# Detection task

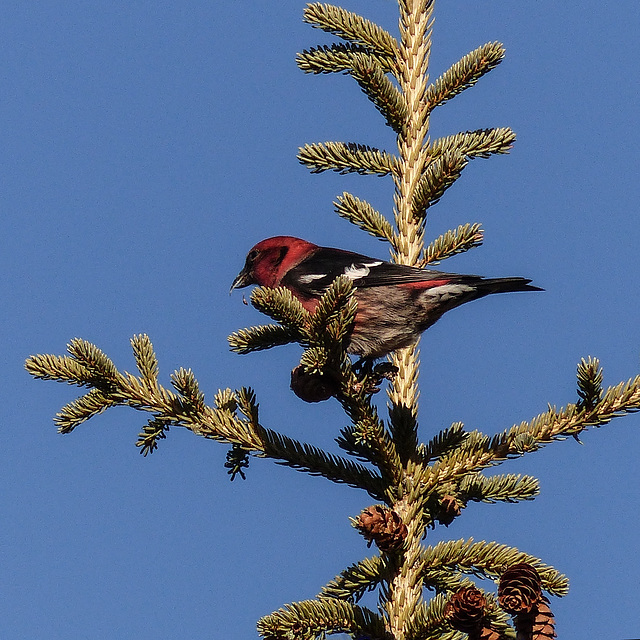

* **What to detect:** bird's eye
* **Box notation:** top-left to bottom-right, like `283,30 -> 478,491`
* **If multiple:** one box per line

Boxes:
247,249 -> 259,262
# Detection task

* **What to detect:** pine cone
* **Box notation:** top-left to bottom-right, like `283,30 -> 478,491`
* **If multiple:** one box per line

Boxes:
436,494 -> 462,526
521,595 -> 555,640
499,564 -> 556,640
498,563 -> 542,614
356,505 -> 408,552
290,365 -> 339,403
469,627 -> 504,640
444,586 -> 488,633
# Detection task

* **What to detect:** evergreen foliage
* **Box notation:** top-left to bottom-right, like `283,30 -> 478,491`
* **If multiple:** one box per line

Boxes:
421,223 -> 483,266
26,1 -> 638,638
298,141 -> 397,175
334,191 -> 398,245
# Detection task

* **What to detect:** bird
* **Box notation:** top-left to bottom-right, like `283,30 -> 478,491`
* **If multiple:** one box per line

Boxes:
231,236 -> 542,359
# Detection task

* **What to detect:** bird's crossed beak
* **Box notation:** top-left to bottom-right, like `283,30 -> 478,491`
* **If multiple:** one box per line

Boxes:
230,266 -> 253,293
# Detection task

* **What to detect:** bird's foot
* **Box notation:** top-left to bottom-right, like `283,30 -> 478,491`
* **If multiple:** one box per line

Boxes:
352,359 -> 398,395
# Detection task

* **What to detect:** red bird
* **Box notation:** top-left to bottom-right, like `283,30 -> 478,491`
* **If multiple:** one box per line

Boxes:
231,236 -> 541,359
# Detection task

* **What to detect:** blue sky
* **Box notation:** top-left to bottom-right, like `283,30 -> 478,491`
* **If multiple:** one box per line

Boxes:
2,1 -> 639,638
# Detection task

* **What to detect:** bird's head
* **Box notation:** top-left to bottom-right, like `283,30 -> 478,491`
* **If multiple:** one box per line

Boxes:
230,236 -> 319,292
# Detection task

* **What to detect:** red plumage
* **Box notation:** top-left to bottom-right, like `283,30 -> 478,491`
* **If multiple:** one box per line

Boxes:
231,236 -> 541,359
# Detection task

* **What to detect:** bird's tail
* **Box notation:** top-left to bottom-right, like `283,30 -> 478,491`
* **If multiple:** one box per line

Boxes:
477,277 -> 543,295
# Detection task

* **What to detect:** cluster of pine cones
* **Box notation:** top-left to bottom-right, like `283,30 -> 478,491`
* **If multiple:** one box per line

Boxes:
445,563 -> 555,640
356,505 -> 556,639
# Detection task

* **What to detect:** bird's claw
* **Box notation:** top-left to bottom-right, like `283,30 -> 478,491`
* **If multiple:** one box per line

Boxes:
352,359 -> 398,395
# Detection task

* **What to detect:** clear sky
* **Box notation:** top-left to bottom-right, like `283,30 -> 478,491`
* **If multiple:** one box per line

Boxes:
2,1 -> 639,638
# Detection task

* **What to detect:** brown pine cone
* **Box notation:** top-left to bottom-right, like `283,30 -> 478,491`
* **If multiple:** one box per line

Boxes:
498,563 -> 542,614
469,627 -> 504,640
437,494 -> 462,526
444,586 -> 488,633
290,365 -> 339,403
529,595 -> 556,640
512,606 -> 557,640
355,505 -> 408,552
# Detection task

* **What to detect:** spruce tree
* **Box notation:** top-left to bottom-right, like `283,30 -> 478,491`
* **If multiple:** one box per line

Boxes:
26,2 -> 639,638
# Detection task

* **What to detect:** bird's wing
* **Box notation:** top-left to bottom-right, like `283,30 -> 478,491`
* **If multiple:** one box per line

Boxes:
282,247 -> 466,296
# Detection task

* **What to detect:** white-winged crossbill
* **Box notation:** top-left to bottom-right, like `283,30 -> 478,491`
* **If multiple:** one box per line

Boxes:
231,236 -> 541,359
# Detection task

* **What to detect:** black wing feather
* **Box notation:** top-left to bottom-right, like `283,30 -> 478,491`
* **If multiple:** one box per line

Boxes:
282,247 -> 469,296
